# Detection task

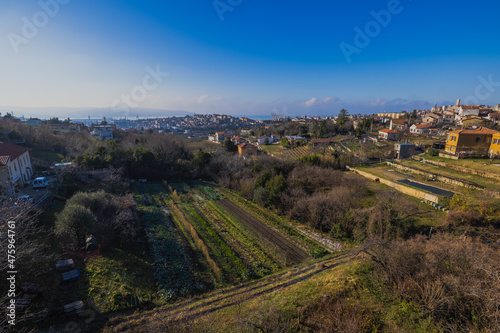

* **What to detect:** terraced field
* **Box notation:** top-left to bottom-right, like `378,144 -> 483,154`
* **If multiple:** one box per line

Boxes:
133,181 -> 324,299
283,145 -> 311,159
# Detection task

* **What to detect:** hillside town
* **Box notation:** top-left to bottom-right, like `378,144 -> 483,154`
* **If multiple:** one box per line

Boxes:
2,99 -> 500,202
2,99 -> 500,331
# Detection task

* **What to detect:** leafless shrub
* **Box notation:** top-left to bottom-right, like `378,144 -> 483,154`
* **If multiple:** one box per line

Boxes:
369,235 -> 500,332
302,294 -> 377,333
288,165 -> 344,194
0,204 -> 56,328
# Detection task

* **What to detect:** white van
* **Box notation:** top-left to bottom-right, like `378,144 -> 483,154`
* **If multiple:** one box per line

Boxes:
32,177 -> 49,189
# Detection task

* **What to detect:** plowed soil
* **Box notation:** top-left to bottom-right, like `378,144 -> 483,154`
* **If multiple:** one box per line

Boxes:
218,199 -> 309,265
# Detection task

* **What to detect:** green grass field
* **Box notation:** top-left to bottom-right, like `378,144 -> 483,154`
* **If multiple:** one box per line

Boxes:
418,153 -> 500,176
30,148 -> 64,163
400,159 -> 500,193
85,249 -> 159,313
259,144 -> 284,155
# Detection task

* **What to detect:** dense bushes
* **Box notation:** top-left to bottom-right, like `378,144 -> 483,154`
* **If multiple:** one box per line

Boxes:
55,191 -> 138,250
445,195 -> 500,229
226,160 -> 420,242
75,134 -> 193,180
370,235 -> 500,332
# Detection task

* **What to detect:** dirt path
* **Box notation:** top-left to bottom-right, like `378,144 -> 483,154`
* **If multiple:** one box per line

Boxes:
106,251 -> 357,332
218,199 -> 310,265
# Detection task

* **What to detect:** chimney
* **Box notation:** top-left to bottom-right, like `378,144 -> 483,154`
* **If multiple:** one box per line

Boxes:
456,99 -> 461,106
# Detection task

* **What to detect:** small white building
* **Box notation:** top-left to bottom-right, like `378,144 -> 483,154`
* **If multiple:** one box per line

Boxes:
378,129 -> 400,140
286,136 -> 307,144
240,128 -> 252,136
410,124 -> 432,135
91,125 -> 114,140
270,134 -> 281,142
0,142 -> 33,195
422,113 -> 442,125
215,132 -> 225,143
27,119 -> 42,126
257,136 -> 272,145
395,143 -> 416,159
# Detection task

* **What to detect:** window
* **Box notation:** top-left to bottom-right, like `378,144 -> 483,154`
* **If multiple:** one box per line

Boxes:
494,139 -> 500,145
487,138 -> 491,143
450,136 -> 456,142
14,164 -> 17,172
476,137 -> 481,143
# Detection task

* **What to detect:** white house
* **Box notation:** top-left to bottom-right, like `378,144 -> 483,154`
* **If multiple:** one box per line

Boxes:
230,136 -> 248,145
257,135 -> 272,145
270,134 -> 281,142
215,132 -> 225,143
240,128 -> 252,136
389,119 -> 407,130
27,118 -> 42,126
458,105 -> 480,117
410,124 -> 432,135
422,113 -> 442,125
286,136 -> 307,144
91,125 -> 114,140
378,129 -> 400,140
440,110 -> 456,124
0,142 -> 33,195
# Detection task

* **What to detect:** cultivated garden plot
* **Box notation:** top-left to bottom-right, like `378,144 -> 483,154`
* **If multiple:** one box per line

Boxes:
133,181 -> 326,298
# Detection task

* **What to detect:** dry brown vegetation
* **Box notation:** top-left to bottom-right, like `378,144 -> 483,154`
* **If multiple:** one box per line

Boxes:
368,235 -> 500,332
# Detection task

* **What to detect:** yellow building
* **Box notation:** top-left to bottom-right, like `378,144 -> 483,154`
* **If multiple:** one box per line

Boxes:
445,127 -> 498,156
489,133 -> 500,158
238,143 -> 258,156
376,112 -> 406,119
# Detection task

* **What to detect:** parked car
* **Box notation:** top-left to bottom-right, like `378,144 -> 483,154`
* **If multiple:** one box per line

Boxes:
32,177 -> 49,189
15,195 -> 33,205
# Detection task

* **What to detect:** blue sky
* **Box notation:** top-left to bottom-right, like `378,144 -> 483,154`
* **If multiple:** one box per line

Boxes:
1,0 -> 499,118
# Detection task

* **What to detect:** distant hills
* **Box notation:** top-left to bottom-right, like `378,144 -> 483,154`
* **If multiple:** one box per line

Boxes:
0,106 -> 194,120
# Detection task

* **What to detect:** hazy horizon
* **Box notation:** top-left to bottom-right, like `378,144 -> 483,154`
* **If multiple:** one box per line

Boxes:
1,0 -> 499,118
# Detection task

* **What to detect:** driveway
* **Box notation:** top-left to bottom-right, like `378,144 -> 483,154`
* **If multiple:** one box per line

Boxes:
17,175 -> 58,204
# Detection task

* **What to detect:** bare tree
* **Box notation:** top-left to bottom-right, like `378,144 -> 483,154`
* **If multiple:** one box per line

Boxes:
0,202 -> 56,329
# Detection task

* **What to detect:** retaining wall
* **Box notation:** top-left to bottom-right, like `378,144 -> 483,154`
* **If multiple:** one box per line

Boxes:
415,158 -> 500,182
386,161 -> 483,190
351,168 -> 440,202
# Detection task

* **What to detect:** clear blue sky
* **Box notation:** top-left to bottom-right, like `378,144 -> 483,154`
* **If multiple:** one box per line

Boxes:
1,0 -> 499,117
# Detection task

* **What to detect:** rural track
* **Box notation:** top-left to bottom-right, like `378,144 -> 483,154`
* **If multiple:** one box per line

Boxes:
107,251 -> 357,332
218,199 -> 310,265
